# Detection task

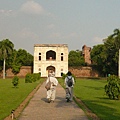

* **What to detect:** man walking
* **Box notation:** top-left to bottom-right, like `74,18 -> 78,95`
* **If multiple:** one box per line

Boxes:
64,71 -> 75,102
46,72 -> 58,103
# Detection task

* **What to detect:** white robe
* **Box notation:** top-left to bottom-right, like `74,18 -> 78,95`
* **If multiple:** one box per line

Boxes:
46,76 -> 58,101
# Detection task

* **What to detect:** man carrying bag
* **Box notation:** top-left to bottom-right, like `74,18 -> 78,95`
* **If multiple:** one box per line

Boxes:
45,72 -> 58,103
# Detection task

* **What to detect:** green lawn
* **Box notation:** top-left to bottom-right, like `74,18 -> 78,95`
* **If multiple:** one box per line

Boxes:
74,79 -> 120,120
0,78 -> 44,120
58,78 -> 120,120
1,78 -> 120,120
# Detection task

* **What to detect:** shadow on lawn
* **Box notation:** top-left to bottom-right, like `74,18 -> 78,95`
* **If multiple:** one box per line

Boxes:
83,85 -> 103,90
81,99 -> 120,120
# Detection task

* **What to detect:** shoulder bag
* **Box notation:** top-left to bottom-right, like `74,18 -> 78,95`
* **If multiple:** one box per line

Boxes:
45,77 -> 51,90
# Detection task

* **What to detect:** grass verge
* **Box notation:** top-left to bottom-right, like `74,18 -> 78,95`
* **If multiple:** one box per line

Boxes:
74,79 -> 120,120
58,78 -> 120,120
0,78 -> 44,120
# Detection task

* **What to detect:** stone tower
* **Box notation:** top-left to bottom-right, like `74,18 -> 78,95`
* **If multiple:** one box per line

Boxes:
82,45 -> 91,65
33,44 -> 68,77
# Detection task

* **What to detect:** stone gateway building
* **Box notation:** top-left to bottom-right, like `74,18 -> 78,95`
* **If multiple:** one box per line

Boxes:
33,44 -> 68,77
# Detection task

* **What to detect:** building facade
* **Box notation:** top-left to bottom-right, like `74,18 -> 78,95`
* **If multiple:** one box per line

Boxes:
33,44 -> 68,77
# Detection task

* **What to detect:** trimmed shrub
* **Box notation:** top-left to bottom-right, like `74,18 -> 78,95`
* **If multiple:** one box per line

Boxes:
32,73 -> 40,82
25,73 -> 32,83
12,76 -> 19,87
25,73 -> 40,83
105,75 -> 120,100
61,73 -> 67,79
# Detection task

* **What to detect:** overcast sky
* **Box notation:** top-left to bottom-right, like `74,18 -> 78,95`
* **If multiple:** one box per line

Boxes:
0,0 -> 120,54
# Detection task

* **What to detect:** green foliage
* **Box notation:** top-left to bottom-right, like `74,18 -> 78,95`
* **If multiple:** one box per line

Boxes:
61,72 -> 76,81
61,73 -> 67,79
68,50 -> 85,66
0,39 -> 14,79
25,73 -> 32,83
91,28 -> 120,76
0,39 -> 14,59
10,49 -> 33,74
12,76 -> 19,87
16,49 -> 33,66
32,73 -> 41,82
12,63 -> 21,74
105,75 -> 120,100
25,73 -> 40,83
74,79 -> 120,120
0,39 -> 33,75
90,44 -> 107,76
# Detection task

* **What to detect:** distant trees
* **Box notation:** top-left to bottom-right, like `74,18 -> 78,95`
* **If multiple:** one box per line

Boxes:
91,28 -> 120,76
0,39 -> 33,78
68,50 -> 86,66
11,49 -> 33,74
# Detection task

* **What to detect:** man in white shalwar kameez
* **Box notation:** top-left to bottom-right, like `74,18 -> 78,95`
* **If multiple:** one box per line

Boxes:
46,73 -> 58,103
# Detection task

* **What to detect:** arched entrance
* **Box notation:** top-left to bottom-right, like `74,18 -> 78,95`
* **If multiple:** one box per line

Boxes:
46,66 -> 55,75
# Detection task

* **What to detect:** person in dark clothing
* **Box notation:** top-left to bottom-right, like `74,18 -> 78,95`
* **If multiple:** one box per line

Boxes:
64,71 -> 75,102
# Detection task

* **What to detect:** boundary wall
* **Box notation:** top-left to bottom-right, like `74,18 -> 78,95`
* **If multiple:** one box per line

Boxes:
0,66 -> 98,78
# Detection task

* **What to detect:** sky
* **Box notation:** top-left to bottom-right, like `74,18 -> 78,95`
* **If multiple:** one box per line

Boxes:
0,0 -> 120,55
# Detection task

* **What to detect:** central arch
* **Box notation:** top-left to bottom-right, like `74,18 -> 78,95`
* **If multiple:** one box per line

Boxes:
46,66 -> 55,75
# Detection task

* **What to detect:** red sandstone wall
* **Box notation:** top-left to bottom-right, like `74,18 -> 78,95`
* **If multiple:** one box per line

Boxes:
0,66 -> 98,78
0,66 -> 32,78
69,67 -> 98,77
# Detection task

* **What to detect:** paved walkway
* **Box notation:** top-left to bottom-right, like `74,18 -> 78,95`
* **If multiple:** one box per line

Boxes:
18,82 -> 88,120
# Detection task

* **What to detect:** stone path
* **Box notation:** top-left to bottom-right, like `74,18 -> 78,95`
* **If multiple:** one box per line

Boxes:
18,82 -> 88,120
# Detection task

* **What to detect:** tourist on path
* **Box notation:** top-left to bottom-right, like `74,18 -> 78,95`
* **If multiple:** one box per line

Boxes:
64,71 -> 75,102
46,72 -> 58,103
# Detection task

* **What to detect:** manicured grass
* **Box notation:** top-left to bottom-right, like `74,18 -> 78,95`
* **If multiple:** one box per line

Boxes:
0,78 -> 44,120
58,78 -> 120,120
74,79 -> 120,120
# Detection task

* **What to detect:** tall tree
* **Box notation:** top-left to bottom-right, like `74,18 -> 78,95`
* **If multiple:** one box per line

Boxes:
68,50 -> 85,66
90,44 -> 107,76
0,39 -> 14,79
104,29 -> 120,75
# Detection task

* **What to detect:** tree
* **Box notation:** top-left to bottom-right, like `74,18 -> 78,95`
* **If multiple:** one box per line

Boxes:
90,44 -> 107,76
10,49 -> 33,74
104,29 -> 120,75
16,49 -> 33,66
0,59 -> 2,71
68,50 -> 85,66
91,28 -> 120,76
0,39 -> 14,79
